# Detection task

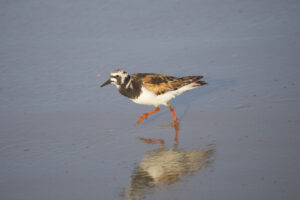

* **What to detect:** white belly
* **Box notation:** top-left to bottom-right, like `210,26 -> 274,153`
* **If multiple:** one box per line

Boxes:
132,83 -> 198,106
132,87 -> 175,106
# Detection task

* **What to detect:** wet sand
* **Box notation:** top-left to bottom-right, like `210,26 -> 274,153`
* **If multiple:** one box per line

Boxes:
1,0 -> 300,199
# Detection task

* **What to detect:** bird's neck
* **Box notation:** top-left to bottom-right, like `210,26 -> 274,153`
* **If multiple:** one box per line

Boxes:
118,76 -> 142,99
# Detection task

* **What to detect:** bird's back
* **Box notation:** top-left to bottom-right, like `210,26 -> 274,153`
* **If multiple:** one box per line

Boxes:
132,73 -> 207,96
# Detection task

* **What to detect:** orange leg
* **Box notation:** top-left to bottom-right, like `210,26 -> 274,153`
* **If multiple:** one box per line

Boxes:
168,104 -> 179,126
136,106 -> 160,125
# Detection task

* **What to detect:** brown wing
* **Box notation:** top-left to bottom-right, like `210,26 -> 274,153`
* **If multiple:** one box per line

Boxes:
132,73 -> 204,95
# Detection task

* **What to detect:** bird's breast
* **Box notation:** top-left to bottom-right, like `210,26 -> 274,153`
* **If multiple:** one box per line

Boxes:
118,80 -> 142,99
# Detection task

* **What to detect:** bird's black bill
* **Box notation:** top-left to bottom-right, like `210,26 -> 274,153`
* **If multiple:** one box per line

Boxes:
100,79 -> 111,87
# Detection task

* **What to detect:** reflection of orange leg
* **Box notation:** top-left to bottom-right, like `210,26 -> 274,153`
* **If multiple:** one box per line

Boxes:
174,123 -> 179,143
136,106 -> 160,125
168,104 -> 179,126
138,137 -> 165,145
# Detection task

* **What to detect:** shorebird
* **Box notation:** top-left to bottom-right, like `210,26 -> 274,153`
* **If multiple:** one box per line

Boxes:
101,69 -> 207,125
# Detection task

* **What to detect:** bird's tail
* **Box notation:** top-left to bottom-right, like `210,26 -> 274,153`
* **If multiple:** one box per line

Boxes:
180,76 -> 207,87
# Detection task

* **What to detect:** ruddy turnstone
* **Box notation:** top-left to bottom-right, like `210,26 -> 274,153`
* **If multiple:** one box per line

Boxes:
101,69 -> 207,125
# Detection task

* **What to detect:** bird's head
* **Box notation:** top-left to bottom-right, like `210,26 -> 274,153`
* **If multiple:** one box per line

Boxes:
101,69 -> 130,88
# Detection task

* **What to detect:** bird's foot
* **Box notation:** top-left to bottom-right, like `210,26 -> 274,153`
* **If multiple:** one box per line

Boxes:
160,119 -> 179,127
135,107 -> 160,125
172,118 -> 179,127
135,114 -> 148,125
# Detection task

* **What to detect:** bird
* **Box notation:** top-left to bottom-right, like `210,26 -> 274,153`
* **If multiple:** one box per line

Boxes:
100,69 -> 207,126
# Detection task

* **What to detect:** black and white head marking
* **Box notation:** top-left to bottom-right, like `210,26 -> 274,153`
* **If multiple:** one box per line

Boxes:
109,69 -> 130,88
101,69 -> 142,99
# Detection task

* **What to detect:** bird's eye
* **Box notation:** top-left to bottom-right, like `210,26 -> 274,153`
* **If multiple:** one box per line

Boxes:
115,75 -> 120,78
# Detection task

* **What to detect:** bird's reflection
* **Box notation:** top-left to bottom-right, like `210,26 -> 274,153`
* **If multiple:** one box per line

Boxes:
125,124 -> 215,200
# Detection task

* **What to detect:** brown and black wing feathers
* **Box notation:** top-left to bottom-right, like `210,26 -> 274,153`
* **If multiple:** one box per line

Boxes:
132,73 -> 206,95
180,76 -> 207,87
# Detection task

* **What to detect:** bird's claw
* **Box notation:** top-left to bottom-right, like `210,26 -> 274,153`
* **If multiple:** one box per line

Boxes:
135,114 -> 148,125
